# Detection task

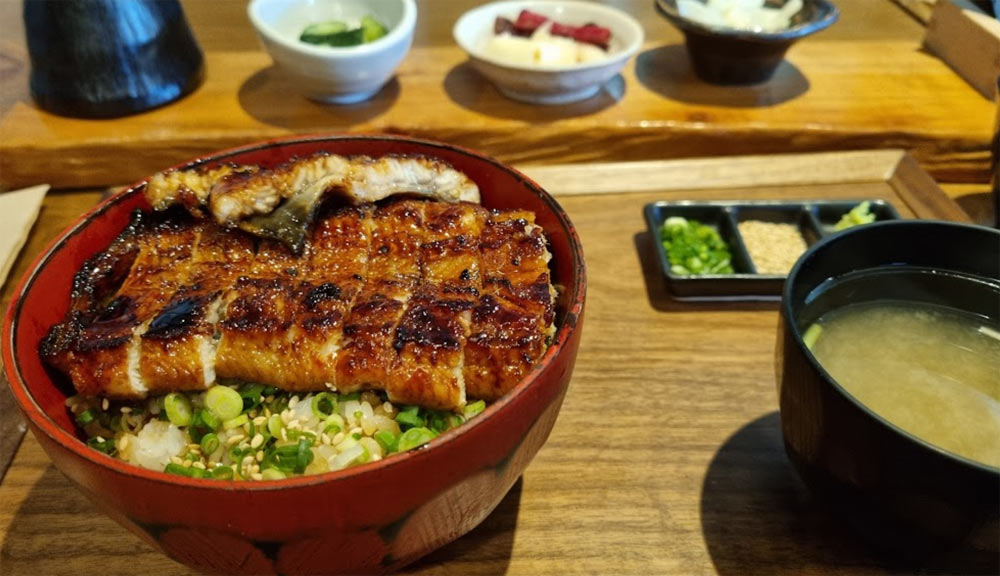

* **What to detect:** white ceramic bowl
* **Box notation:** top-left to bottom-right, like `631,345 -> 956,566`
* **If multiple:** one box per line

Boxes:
453,0 -> 644,105
248,0 -> 416,104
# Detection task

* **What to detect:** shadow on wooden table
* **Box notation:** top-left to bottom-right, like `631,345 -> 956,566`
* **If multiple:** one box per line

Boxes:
238,65 -> 400,130
634,232 -> 778,312
635,45 -> 809,109
443,62 -> 623,122
700,412 -> 999,576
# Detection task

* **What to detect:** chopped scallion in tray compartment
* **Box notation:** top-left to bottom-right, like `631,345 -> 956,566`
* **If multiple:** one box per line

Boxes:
660,216 -> 734,275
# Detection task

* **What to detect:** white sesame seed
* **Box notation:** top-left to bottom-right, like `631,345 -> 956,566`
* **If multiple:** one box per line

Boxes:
349,426 -> 362,436
171,456 -> 183,466
241,455 -> 254,469
101,398 -> 109,411
287,419 -> 302,430
255,450 -> 264,462
250,472 -> 263,481
321,433 -> 331,445
120,406 -> 132,414
253,416 -> 267,426
182,460 -> 192,468
191,461 -> 206,470
250,434 -> 264,449
281,410 -> 292,424
332,432 -> 345,445
119,436 -> 130,451
289,396 -> 300,408
280,429 -> 288,442
95,435 -> 106,443
382,402 -> 394,415
226,434 -> 245,446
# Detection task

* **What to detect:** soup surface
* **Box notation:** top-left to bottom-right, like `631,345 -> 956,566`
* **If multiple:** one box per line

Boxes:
811,301 -> 1000,468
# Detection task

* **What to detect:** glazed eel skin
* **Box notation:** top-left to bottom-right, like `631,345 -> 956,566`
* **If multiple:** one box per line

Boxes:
41,199 -> 556,411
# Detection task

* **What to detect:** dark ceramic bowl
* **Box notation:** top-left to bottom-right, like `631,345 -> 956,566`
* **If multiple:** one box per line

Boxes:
654,0 -> 838,84
2,135 -> 586,575
777,220 -> 1000,558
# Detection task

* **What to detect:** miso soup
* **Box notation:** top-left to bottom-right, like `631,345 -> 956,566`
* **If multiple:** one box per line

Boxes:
810,301 -> 1000,468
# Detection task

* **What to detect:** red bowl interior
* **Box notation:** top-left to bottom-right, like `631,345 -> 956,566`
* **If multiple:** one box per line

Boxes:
2,135 -> 586,574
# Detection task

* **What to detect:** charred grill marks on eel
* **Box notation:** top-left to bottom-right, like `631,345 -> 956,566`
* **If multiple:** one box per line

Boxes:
42,156 -> 554,412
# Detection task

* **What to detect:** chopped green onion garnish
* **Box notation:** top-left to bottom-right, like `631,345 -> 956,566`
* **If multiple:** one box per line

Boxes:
267,414 -> 284,438
164,462 -> 191,477
311,392 -> 337,419
427,411 -> 450,434
86,436 -> 116,455
374,429 -> 398,454
323,413 -> 345,436
163,393 -> 193,427
200,432 -> 220,455
205,385 -> 243,422
211,465 -> 234,480
261,468 -> 286,481
397,427 -> 435,453
463,400 -> 486,418
75,409 -> 97,425
239,383 -> 265,412
395,405 -> 424,429
222,413 -> 249,431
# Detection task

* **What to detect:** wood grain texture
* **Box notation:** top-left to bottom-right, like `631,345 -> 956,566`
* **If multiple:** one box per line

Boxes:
0,154 -> 987,576
0,0 -> 993,190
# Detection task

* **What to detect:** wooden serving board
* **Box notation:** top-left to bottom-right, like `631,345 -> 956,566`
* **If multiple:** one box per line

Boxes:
1,151 -> 988,576
0,0 -> 994,190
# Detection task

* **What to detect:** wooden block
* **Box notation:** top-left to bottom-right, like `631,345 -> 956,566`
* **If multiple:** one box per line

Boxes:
923,0 -> 1000,99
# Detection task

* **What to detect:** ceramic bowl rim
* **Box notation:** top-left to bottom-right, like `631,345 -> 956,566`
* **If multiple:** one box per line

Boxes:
2,133 -> 587,492
452,0 -> 645,73
247,0 -> 417,59
782,219 -> 1000,476
654,0 -> 839,42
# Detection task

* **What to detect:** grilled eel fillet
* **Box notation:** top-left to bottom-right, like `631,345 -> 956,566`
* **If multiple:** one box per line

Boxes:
41,200 -> 555,411
146,154 -> 480,246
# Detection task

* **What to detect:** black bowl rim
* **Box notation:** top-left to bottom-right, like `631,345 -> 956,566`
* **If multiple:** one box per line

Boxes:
782,219 -> 1000,476
654,0 -> 839,42
2,133 -> 588,490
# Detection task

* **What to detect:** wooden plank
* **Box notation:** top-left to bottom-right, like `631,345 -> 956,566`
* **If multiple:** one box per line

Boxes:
1,152 -> 987,576
521,150 -> 905,195
0,1 -> 993,190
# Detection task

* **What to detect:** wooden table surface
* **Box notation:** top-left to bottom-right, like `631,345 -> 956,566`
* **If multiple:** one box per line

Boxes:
1,151 -> 994,575
0,0 -> 995,191
0,0 -> 996,573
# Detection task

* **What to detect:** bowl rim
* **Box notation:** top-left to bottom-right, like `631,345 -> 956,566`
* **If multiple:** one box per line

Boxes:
654,0 -> 839,42
247,0 -> 417,58
2,133 -> 587,491
452,0 -> 645,73
782,219 -> 1000,476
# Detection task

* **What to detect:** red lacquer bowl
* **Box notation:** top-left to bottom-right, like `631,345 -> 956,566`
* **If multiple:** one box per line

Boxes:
2,135 -> 586,575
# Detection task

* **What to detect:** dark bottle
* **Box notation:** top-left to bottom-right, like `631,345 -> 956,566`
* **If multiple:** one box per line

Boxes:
23,0 -> 204,118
